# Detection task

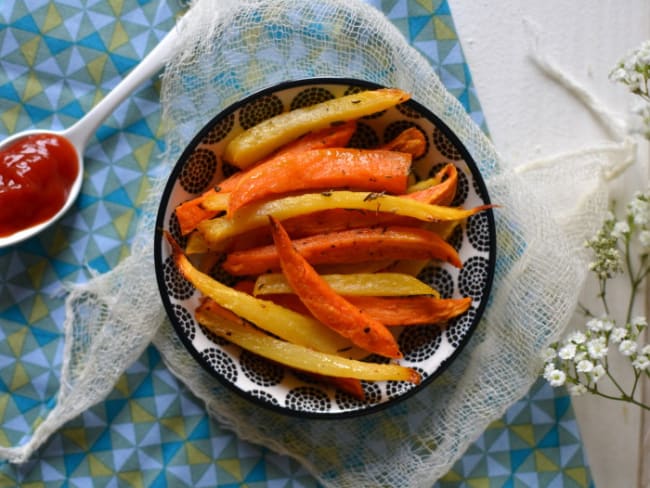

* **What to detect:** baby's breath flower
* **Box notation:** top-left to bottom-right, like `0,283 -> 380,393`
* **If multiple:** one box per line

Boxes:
558,343 -> 577,360
573,350 -> 588,363
568,331 -> 587,345
546,369 -> 566,387
543,363 -> 556,379
610,327 -> 628,343
611,220 -> 630,239
639,230 -> 650,249
628,192 -> 650,225
601,319 -> 614,332
569,384 -> 588,396
641,344 -> 650,356
576,359 -> 594,373
631,316 -> 648,330
591,364 -> 606,383
632,355 -> 650,371
541,347 -> 557,363
611,40 -> 650,97
586,318 -> 604,332
584,218 -> 623,279
619,339 -> 638,356
587,338 -> 608,359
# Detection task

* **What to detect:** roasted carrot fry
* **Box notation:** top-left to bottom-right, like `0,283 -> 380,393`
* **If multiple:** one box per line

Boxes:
227,148 -> 411,217
268,216 -> 402,359
257,293 -> 471,326
381,127 -> 427,158
195,306 -> 419,382
267,164 -> 459,238
175,122 -> 358,235
223,88 -> 411,168
405,164 -> 458,206
223,225 -> 462,276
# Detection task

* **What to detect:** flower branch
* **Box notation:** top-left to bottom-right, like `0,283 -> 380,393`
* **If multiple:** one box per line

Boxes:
541,39 -> 650,410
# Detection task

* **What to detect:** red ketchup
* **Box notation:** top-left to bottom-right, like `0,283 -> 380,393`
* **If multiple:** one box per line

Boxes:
0,134 -> 78,237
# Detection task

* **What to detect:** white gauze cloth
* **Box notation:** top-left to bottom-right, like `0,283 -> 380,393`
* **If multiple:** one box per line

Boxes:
0,0 -> 636,486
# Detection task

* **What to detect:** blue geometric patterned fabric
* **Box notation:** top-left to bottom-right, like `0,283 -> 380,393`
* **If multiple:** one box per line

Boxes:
0,0 -> 593,486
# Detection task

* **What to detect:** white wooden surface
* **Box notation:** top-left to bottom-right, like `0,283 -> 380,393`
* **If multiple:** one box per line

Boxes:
448,2 -> 650,487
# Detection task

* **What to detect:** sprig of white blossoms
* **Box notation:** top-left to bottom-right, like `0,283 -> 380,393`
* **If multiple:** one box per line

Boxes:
610,39 -> 650,140
541,40 -> 650,409
543,315 -> 649,410
542,188 -> 650,409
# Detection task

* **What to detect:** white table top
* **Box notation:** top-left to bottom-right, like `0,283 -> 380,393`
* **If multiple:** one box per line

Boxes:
449,1 -> 650,486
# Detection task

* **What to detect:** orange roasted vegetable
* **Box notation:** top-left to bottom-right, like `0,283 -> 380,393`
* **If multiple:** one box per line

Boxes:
223,225 -> 462,276
381,126 -> 427,158
175,121 -> 357,235
268,163 -> 459,238
227,148 -> 412,217
268,216 -> 402,359
255,293 -> 472,326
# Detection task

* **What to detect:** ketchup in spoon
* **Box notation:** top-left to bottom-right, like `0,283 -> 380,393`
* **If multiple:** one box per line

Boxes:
0,134 -> 78,237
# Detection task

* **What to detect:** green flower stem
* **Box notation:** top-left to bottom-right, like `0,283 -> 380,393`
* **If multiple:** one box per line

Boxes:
582,384 -> 650,411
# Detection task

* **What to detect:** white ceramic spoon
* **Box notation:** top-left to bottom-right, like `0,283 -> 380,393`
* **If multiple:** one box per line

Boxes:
0,25 -> 179,248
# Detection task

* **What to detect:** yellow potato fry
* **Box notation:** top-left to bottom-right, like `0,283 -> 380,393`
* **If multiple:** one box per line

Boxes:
195,308 -> 420,383
254,272 -> 440,297
199,190 -> 486,244
223,88 -> 411,168
167,233 -> 354,355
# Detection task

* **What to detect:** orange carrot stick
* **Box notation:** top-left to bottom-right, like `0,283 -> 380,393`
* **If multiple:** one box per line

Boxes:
273,164 -> 459,238
227,148 -> 412,217
223,225 -> 462,276
406,163 -> 458,206
268,216 -> 402,359
256,293 -> 471,326
381,127 -> 427,158
175,122 -> 357,235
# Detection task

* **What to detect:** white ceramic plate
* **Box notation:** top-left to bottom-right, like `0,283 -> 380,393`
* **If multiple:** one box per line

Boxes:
154,78 -> 495,418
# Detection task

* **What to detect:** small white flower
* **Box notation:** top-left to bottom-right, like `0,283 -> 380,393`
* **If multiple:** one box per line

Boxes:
546,369 -> 566,387
610,327 -> 628,344
576,359 -> 594,373
601,319 -> 615,332
610,67 -> 628,82
586,318 -> 604,332
574,350 -> 588,363
543,362 -> 556,379
591,364 -> 606,383
587,338 -> 608,359
541,347 -> 557,363
569,384 -> 588,396
619,339 -> 638,356
641,344 -> 650,356
568,331 -> 587,345
632,354 -> 650,371
558,343 -> 577,360
639,230 -> 650,248
631,316 -> 648,329
628,198 -> 650,226
611,220 -> 630,239
632,355 -> 650,371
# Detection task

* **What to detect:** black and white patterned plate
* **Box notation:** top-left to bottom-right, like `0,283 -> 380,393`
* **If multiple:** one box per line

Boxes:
154,78 -> 496,418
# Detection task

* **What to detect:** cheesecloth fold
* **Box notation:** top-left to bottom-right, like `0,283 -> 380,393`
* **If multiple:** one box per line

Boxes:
0,0 -> 636,486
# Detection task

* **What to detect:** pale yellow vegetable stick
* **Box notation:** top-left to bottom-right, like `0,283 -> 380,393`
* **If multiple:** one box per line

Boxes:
254,272 -> 440,298
167,233 -> 354,355
223,88 -> 411,168
199,190 -> 488,245
195,308 -> 421,383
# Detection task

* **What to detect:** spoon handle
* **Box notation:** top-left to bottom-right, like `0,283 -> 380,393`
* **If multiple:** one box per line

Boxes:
63,24 -> 180,150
